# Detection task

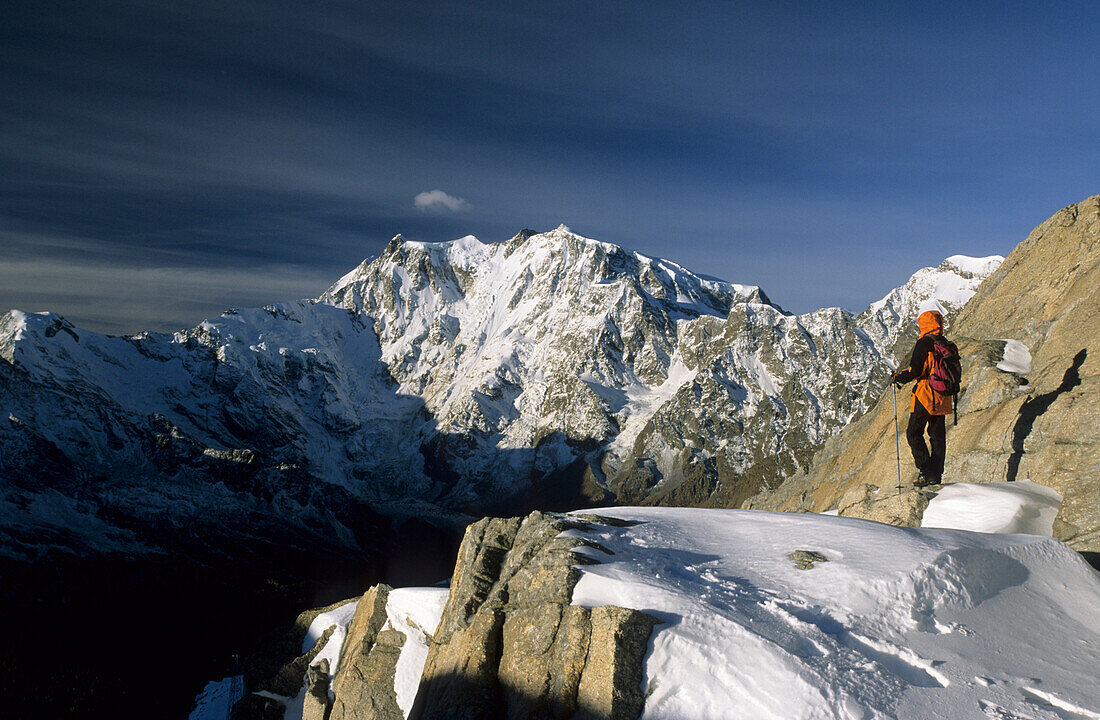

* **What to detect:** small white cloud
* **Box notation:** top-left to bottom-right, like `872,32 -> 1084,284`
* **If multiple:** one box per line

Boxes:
414,189 -> 470,213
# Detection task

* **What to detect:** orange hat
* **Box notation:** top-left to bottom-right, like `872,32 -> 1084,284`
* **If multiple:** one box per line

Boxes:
917,310 -> 943,337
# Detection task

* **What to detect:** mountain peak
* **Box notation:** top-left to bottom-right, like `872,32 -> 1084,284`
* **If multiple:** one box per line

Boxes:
940,254 -> 1005,279
859,254 -> 1003,357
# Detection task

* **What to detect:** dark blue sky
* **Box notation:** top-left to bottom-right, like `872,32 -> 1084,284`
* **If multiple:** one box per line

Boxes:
2,1 -> 1097,333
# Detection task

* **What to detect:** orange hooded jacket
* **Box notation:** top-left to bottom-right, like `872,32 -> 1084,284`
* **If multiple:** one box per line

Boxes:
898,310 -> 953,415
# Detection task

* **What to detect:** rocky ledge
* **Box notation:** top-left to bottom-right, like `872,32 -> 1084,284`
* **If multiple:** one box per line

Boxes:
236,511 -> 659,720
745,194 -> 1100,549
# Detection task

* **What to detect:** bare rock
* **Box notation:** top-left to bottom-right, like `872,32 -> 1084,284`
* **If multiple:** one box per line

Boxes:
574,606 -> 659,720
837,483 -> 930,527
411,606 -> 506,719
433,516 -> 523,643
303,659 -> 331,720
335,584 -> 392,681
788,550 -> 829,570
330,584 -> 405,720
411,511 -> 659,720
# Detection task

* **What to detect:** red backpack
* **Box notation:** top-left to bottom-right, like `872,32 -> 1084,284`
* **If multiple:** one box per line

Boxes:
927,336 -> 961,394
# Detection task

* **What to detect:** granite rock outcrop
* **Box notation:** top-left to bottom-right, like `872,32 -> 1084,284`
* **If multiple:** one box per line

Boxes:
747,194 -> 1100,551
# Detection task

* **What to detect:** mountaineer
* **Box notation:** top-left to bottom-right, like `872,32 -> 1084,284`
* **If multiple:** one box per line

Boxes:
892,309 -> 961,487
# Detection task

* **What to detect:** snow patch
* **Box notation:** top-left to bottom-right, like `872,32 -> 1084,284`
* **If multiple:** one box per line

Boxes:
302,600 -> 359,656
996,339 -> 1032,376
921,480 -> 1061,536
943,255 -> 1005,277
385,587 -> 450,717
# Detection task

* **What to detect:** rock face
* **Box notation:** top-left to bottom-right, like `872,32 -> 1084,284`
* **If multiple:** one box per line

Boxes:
748,194 -> 1100,551
410,512 -> 658,720
272,512 -> 660,720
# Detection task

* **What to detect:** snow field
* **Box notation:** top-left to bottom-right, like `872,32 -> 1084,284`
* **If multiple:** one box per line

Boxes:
564,507 -> 1100,720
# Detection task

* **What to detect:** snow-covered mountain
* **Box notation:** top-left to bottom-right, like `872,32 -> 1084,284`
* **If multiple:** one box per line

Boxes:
0,226 -> 1001,560
858,254 -> 1005,358
320,228 -> 1000,508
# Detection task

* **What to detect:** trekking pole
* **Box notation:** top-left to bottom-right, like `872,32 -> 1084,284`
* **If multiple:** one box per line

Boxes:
892,382 -> 902,493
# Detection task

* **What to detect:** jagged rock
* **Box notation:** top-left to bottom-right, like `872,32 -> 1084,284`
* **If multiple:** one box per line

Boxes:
788,550 -> 829,570
303,659 -> 331,720
336,585 -> 391,679
330,584 -> 405,720
433,517 -> 523,643
748,194 -> 1100,551
411,511 -> 659,720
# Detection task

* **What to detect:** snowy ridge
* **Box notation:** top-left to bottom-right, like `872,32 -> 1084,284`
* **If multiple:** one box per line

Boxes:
861,255 -> 1004,361
563,506 -> 1099,720
266,486 -> 1100,720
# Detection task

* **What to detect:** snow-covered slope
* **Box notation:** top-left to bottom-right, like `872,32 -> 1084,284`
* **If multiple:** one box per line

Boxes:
0,227 -> 1001,560
566,506 -> 1100,720
922,481 -> 1063,536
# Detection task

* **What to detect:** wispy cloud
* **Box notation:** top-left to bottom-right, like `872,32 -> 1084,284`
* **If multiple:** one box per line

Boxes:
414,189 -> 470,213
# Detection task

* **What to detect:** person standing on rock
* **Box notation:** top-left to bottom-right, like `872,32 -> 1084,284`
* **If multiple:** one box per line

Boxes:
891,310 -> 961,487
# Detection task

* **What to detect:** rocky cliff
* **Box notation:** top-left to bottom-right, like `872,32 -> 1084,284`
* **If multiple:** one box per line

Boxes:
238,512 -> 658,720
747,194 -> 1100,552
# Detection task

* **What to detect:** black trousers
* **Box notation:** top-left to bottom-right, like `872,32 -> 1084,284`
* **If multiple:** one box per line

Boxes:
906,400 -> 946,480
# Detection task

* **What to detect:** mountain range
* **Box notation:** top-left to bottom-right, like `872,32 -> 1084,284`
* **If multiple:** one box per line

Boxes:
0,226 -> 1001,563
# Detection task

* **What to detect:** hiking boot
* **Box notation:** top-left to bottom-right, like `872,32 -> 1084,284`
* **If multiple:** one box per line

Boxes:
915,475 -> 942,487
